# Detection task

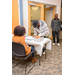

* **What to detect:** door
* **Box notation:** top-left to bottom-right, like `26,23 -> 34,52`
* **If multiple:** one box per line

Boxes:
46,10 -> 53,39
28,1 -> 44,36
44,6 -> 56,39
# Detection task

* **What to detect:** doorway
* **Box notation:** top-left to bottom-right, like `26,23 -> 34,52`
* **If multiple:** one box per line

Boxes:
46,9 -> 53,39
28,1 -> 56,38
28,1 -> 44,36
30,6 -> 41,36
44,6 -> 56,39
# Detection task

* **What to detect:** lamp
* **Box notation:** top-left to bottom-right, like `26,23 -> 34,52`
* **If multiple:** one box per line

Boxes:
32,7 -> 39,10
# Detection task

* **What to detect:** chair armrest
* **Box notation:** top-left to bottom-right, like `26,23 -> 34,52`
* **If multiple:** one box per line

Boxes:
15,51 -> 34,59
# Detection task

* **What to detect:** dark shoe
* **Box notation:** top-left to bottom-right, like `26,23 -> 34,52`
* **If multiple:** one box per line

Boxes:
27,57 -> 32,62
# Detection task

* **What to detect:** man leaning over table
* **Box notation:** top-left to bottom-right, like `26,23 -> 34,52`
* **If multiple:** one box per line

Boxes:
32,20 -> 49,54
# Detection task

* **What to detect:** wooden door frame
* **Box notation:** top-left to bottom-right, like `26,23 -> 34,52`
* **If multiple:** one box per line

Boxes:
44,6 -> 56,39
28,1 -> 44,36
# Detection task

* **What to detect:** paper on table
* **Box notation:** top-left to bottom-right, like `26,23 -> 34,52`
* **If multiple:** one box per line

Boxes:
25,36 -> 34,40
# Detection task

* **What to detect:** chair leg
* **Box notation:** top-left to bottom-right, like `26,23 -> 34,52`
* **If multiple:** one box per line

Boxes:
39,55 -> 41,66
12,55 -> 20,61
25,60 -> 27,75
12,58 -> 20,61
45,49 -> 46,59
27,63 -> 35,75
12,60 -> 22,68
45,44 -> 46,59
12,54 -> 15,59
25,59 -> 35,75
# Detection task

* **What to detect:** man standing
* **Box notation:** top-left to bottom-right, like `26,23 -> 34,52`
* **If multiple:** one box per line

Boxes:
32,20 -> 49,54
51,14 -> 61,46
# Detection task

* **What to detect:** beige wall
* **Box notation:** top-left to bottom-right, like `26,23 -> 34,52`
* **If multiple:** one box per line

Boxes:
12,0 -> 19,34
60,8 -> 62,21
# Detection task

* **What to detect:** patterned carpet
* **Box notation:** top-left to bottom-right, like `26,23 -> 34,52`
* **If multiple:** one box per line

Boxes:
12,40 -> 62,75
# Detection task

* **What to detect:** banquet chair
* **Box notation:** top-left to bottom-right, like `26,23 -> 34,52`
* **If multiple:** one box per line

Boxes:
12,42 -> 35,75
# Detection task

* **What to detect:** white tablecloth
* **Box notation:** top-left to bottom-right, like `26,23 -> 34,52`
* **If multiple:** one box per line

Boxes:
25,36 -> 52,56
12,35 -> 52,56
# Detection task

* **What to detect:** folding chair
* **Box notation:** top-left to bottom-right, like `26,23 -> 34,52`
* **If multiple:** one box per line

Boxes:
12,42 -> 35,75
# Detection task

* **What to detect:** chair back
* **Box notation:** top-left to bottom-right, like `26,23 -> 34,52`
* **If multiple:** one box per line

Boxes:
12,42 -> 26,56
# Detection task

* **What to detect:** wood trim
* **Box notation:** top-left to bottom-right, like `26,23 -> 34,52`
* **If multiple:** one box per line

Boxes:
41,4 -> 44,20
44,8 -> 46,22
44,7 -> 51,22
48,37 -> 52,40
28,3 -> 31,36
52,6 -> 56,19
45,7 -> 50,11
